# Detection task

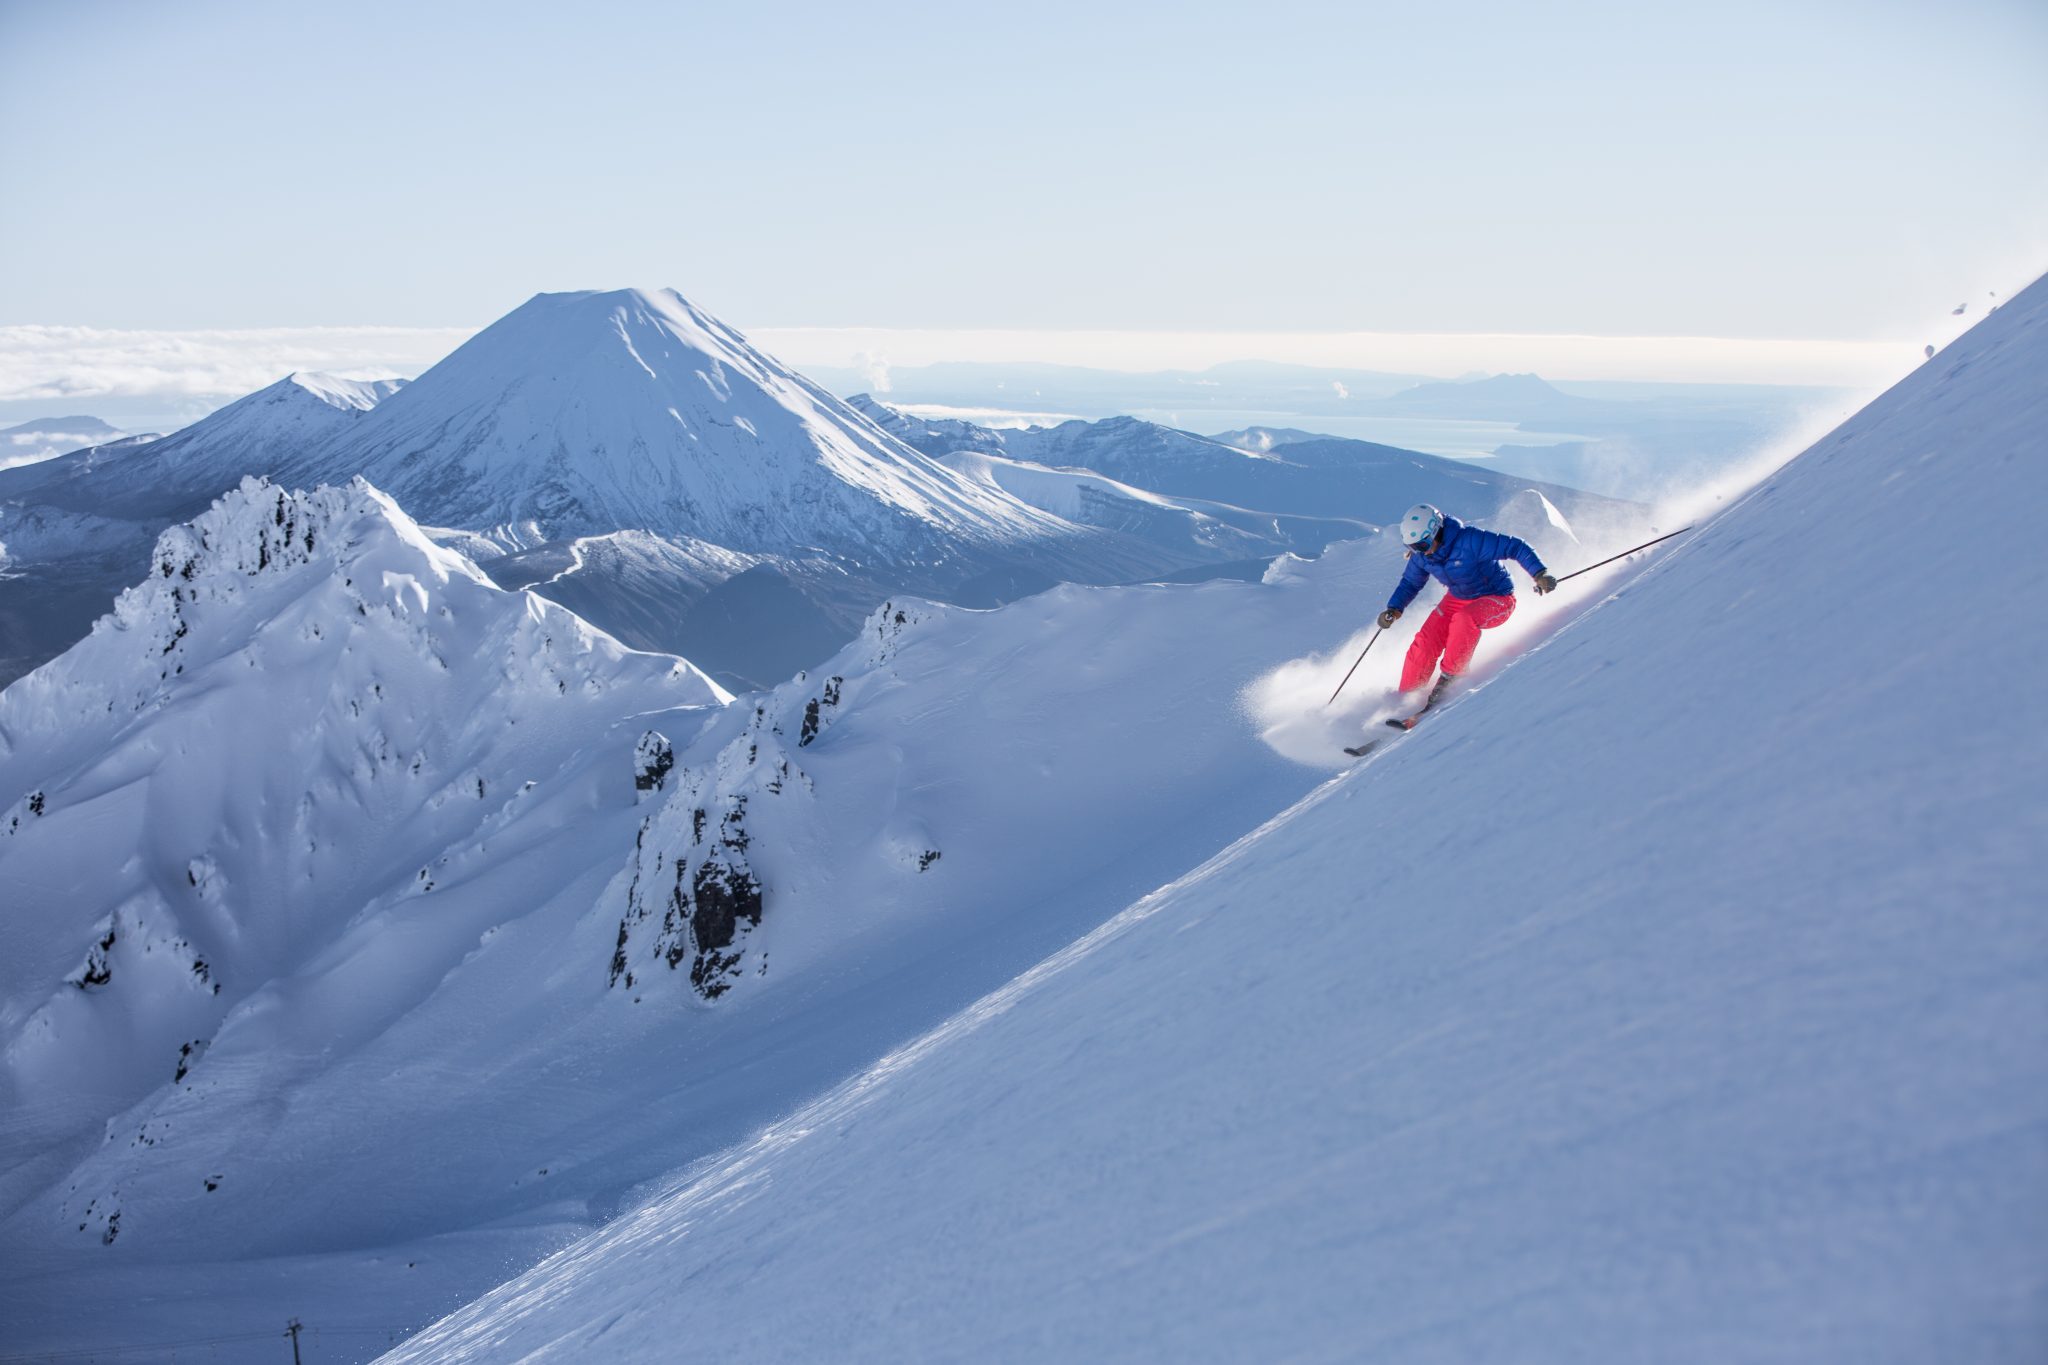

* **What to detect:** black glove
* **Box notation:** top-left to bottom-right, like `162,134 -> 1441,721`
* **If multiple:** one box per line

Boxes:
1377,608 -> 1402,629
1532,573 -> 1557,595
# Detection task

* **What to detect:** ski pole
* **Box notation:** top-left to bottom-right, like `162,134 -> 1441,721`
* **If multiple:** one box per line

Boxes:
1325,627 -> 1382,706
1554,526 -> 1694,585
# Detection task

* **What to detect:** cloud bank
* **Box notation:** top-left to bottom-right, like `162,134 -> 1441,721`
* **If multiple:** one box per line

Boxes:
0,324 -> 476,404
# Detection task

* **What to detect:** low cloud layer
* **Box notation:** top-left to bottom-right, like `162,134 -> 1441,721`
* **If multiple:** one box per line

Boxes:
0,324 -> 476,404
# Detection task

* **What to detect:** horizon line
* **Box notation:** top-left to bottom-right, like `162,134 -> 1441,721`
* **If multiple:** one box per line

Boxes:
0,316 -> 1968,407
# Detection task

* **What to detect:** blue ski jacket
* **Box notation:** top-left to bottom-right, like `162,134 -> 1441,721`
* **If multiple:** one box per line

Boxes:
1387,516 -> 1547,610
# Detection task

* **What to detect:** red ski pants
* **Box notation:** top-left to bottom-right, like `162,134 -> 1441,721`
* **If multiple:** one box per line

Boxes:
1400,593 -> 1515,691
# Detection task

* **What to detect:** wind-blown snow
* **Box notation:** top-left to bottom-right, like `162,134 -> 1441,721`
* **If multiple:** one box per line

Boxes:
378,278 -> 2048,1364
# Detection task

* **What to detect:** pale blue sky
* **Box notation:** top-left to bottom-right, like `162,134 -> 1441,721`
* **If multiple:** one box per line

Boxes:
3,0 -> 2045,343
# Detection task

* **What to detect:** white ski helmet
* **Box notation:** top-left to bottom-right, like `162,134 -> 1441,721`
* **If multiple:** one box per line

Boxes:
1399,503 -> 1445,548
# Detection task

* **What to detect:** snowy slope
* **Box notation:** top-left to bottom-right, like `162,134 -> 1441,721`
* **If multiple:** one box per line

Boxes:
377,281 -> 2048,1365
0,477 -> 727,1253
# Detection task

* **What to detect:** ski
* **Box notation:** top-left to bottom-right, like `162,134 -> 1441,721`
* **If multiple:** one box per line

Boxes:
1342,741 -> 1379,758
1384,675 -> 1452,732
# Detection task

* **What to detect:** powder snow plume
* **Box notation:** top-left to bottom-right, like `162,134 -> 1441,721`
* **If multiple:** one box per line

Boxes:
1240,623 -> 1402,767
1240,486 -> 1679,769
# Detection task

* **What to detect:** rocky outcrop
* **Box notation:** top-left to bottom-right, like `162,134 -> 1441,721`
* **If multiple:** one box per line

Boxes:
609,705 -> 807,1002
64,910 -> 220,997
5,788 -> 46,836
866,599 -> 925,668
652,799 -> 763,999
797,675 -> 843,747
605,596 -> 942,1003
634,730 -> 674,797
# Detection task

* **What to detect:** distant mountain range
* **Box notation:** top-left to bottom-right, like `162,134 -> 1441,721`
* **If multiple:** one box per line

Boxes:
1,288 -> 1622,692
0,416 -> 157,472
859,396 -> 1630,540
824,360 -> 1849,500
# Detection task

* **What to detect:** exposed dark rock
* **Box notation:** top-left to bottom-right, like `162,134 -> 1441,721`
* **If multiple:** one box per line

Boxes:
718,800 -> 751,853
622,794 -> 768,1002
797,675 -> 846,748
607,918 -> 634,990
633,730 -> 674,796
918,849 -> 942,872
655,861 -> 691,971
75,928 -> 116,989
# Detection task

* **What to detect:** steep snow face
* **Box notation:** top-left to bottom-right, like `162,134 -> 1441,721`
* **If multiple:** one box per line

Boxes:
315,288 -> 1072,555
0,476 -> 726,1255
379,280 -> 2048,1365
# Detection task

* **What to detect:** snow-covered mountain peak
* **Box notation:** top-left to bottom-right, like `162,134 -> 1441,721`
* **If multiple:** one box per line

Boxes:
3,474 -> 723,745
110,473 -> 489,673
0,476 -> 732,1256
218,370 -> 407,423
284,371 -> 408,411
317,287 -> 1072,555
0,369 -> 408,526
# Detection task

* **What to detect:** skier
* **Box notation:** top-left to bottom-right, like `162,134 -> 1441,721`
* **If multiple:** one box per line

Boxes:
1376,503 -> 1556,727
